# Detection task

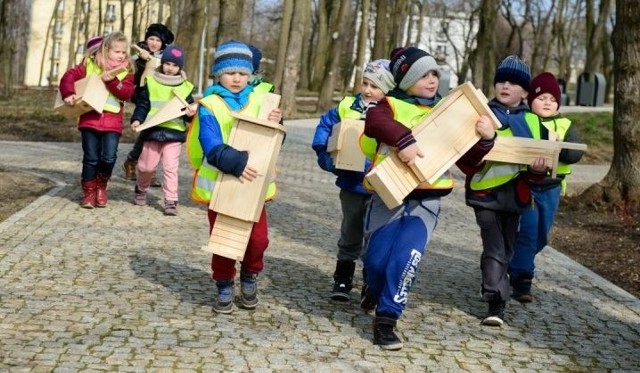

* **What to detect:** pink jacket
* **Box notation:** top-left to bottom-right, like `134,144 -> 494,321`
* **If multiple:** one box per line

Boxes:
59,62 -> 134,134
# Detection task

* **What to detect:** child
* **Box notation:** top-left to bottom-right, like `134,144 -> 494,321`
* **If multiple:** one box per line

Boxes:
59,31 -> 135,209
130,45 -> 198,215
311,59 -> 395,301
508,72 -> 584,302
362,47 -> 496,350
457,55 -> 548,327
186,41 -> 282,314
123,23 -> 175,181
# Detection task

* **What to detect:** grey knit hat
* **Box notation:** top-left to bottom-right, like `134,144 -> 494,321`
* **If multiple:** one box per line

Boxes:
363,59 -> 395,94
493,55 -> 531,90
390,47 -> 440,91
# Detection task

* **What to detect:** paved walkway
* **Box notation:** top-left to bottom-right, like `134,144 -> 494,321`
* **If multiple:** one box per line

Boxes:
0,119 -> 638,372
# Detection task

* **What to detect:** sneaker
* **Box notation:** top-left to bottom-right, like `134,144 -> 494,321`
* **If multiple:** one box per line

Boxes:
512,279 -> 533,303
164,200 -> 178,216
240,273 -> 259,309
481,301 -> 506,327
331,281 -> 352,301
122,159 -> 137,180
360,285 -> 377,312
213,281 -> 234,314
134,186 -> 147,206
150,174 -> 161,187
373,318 -> 403,350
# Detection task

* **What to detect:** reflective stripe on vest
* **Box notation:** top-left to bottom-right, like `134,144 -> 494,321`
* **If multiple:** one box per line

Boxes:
525,112 -> 573,176
469,126 -> 522,190
145,77 -> 194,132
365,97 -> 454,190
186,90 -> 277,204
85,58 -> 128,113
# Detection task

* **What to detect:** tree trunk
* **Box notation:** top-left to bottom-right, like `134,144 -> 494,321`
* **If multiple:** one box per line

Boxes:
352,0 -> 370,94
174,0 -> 207,90
316,0 -> 350,112
273,0 -> 293,91
297,0 -> 312,91
281,0 -> 306,118
372,0 -> 387,59
217,0 -> 244,43
475,0 -> 497,93
584,0 -> 612,73
583,0 -> 640,211
310,0 -> 331,90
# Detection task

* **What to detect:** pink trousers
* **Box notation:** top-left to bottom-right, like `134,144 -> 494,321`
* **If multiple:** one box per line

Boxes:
136,141 -> 182,201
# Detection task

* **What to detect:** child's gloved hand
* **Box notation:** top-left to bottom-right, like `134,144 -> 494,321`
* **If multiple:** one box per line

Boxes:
317,152 -> 335,172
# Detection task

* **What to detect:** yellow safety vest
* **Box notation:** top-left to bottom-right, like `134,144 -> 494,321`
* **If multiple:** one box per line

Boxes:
85,58 -> 128,113
145,77 -> 194,132
469,127 -> 522,191
525,112 -> 573,176
186,90 -> 277,204
254,81 -> 274,93
364,97 -> 454,191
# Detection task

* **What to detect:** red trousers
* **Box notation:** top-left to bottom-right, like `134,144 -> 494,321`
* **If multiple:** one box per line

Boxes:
208,207 -> 269,281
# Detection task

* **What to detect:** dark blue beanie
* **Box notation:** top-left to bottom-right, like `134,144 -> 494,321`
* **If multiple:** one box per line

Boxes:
494,55 -> 531,90
161,45 -> 185,70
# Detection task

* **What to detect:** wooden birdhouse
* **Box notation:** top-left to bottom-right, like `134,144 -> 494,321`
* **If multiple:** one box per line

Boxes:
53,74 -> 110,119
135,89 -> 190,132
326,119 -> 366,171
365,82 -> 501,209
202,93 -> 285,261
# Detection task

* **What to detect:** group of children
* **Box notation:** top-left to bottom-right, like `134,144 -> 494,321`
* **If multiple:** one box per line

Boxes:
58,27 -> 583,351
313,51 -> 583,350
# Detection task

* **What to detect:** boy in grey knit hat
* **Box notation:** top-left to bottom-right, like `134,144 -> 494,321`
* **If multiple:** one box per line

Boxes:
311,59 -> 394,303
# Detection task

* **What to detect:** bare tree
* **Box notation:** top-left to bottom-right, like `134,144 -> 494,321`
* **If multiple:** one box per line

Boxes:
174,0 -> 207,91
310,0 -> 332,90
273,0 -> 293,91
280,0 -> 308,117
316,0 -> 350,112
582,0 -> 640,212
474,0 -> 498,93
352,0 -> 371,94
217,0 -> 245,42
584,0 -> 612,72
371,0 -> 388,59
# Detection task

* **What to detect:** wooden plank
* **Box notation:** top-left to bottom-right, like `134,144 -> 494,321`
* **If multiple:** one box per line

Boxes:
202,215 -> 254,260
327,119 -> 366,171
134,88 -> 189,132
483,136 -> 588,178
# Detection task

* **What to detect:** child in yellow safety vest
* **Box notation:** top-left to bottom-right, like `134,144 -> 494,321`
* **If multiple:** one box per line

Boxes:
362,47 -> 497,350
457,55 -> 549,328
58,31 -> 135,209
130,46 -> 198,216
508,72 -> 584,302
186,40 -> 282,314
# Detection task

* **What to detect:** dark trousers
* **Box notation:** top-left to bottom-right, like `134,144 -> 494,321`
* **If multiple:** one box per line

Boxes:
80,129 -> 120,181
474,207 -> 520,302
126,134 -> 145,162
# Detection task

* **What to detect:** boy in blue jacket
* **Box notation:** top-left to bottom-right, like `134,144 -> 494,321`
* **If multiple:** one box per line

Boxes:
312,60 -> 395,301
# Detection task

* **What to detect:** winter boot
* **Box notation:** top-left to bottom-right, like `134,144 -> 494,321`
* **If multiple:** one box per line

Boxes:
481,300 -> 506,327
80,180 -> 97,209
373,316 -> 403,350
240,272 -> 259,309
213,280 -> 235,314
512,278 -> 533,303
360,284 -> 377,312
122,159 -> 137,180
95,174 -> 110,207
331,260 -> 356,301
163,200 -> 178,216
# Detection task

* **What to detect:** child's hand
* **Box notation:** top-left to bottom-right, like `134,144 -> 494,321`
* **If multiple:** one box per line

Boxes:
63,95 -> 76,106
476,115 -> 495,140
131,120 -> 141,130
268,108 -> 282,123
398,143 -> 424,166
240,164 -> 259,182
139,49 -> 151,61
184,103 -> 198,117
529,156 -> 549,173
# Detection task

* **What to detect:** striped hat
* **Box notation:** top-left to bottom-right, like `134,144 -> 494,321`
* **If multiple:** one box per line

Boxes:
212,41 -> 253,78
390,47 -> 440,91
493,55 -> 531,90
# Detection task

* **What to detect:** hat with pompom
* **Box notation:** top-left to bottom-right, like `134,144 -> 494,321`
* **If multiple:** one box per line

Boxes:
390,47 -> 440,91
212,41 -> 253,78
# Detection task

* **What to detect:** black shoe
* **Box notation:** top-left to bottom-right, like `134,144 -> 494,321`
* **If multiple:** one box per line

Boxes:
512,279 -> 533,303
373,317 -> 403,350
330,260 -> 355,301
360,285 -> 377,312
331,281 -> 352,301
481,301 -> 506,327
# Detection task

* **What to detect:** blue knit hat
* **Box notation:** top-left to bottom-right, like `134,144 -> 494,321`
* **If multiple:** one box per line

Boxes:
494,55 -> 531,90
161,45 -> 185,70
247,44 -> 262,73
212,41 -> 253,78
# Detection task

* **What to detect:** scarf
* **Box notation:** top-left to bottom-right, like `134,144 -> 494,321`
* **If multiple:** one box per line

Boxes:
488,99 -> 533,138
206,83 -> 253,111
388,87 -> 442,107
152,70 -> 188,86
